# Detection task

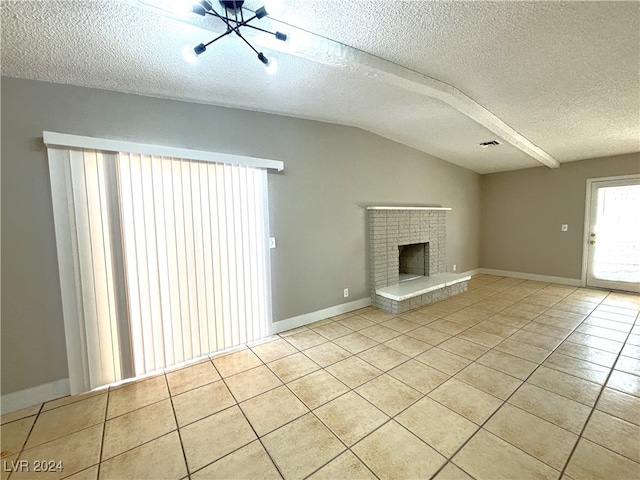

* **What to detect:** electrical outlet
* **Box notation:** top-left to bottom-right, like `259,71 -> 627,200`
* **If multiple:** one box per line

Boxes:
453,264 -> 457,272
343,288 -> 349,298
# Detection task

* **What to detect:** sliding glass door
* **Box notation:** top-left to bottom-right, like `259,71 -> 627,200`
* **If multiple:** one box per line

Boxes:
47,141 -> 273,394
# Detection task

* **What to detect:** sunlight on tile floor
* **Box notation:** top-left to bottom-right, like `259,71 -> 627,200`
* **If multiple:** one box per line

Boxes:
2,275 -> 640,479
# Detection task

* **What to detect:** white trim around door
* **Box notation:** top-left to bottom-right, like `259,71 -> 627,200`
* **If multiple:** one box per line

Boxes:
581,174 -> 640,293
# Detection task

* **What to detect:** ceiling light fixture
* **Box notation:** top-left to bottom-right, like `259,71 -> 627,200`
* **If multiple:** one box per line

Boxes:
188,0 -> 287,71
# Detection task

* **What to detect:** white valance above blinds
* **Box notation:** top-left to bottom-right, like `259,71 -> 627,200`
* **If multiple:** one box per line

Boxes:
43,131 -> 285,172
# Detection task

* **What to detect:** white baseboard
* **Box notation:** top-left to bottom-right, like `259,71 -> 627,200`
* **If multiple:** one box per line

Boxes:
478,268 -> 583,287
1,299 -> 371,413
270,297 -> 372,334
459,268 -> 482,278
1,378 -> 70,415
1,269 -> 582,415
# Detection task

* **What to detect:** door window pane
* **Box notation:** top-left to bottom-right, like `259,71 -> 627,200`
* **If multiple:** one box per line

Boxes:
593,184 -> 640,282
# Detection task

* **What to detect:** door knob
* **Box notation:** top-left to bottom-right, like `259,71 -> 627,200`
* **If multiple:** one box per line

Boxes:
589,240 -> 596,245
590,233 -> 596,237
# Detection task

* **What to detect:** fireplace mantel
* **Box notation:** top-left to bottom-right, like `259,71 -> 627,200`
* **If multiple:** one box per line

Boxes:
367,206 -> 452,211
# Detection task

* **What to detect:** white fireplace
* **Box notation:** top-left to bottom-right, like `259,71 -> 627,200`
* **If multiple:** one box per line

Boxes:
368,206 -> 469,314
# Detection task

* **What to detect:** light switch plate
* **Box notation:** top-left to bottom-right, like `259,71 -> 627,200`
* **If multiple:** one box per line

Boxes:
269,237 -> 276,248
561,224 -> 568,232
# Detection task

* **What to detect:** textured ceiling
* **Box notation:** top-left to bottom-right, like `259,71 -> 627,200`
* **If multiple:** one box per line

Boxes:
1,0 -> 639,173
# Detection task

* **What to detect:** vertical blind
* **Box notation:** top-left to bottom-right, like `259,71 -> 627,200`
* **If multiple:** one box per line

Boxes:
48,145 -> 272,394
118,153 -> 271,376
50,149 -> 124,392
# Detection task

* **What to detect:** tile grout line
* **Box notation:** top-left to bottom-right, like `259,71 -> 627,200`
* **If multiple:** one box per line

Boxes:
277,381 -> 359,479
173,360 -> 264,477
298,280 -> 593,478
454,291 -> 639,476
208,352 -> 366,480
426,283 -> 607,478
239,338 -> 434,480
187,283 -> 634,479
10,396 -> 117,479
284,284 -> 523,394
438,299 -> 631,389
256,328 -> 451,478
292,307 -> 623,412
209,355 -> 287,480
558,303 -> 640,477
301,401 -> 379,479
198,356 -> 370,478
293,281 -> 616,450
408,281 -> 631,475
94,385 -> 111,480
4,402 -> 45,480
6,277 -> 634,480
162,372 -> 192,480
97,385 -> 251,474
74,380 -> 186,476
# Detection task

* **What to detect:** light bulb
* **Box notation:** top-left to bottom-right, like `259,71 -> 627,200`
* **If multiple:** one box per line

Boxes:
183,45 -> 199,63
264,56 -> 278,75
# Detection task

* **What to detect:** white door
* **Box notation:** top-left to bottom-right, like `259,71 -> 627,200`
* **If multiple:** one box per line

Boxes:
585,175 -> 640,293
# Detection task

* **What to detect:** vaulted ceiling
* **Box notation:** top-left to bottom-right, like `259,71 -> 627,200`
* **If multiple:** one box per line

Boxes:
2,0 -> 639,173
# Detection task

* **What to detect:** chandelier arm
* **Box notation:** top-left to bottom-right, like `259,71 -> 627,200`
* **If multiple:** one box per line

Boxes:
202,30 -> 234,48
242,24 -> 279,36
233,30 -> 262,55
206,10 -> 258,31
237,13 -> 259,26
205,9 -> 237,30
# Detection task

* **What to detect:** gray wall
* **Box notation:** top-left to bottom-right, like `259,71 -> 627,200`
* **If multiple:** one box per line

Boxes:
1,77 -> 482,394
481,153 -> 640,279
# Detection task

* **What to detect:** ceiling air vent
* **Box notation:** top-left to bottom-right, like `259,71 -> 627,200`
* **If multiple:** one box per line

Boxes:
479,140 -> 501,147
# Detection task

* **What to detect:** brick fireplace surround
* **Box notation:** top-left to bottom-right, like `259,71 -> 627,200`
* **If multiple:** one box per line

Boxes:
368,206 -> 469,314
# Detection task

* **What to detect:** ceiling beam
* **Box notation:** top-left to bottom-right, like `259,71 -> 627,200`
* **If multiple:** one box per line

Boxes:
284,32 -> 561,169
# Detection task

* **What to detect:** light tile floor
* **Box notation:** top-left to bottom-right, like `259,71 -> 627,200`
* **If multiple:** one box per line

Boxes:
2,275 -> 640,479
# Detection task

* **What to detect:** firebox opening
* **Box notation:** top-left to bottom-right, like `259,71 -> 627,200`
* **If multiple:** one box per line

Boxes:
398,242 -> 429,283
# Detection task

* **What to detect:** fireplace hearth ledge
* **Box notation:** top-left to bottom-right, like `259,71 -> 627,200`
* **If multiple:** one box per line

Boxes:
376,273 -> 471,301
366,206 -> 452,211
